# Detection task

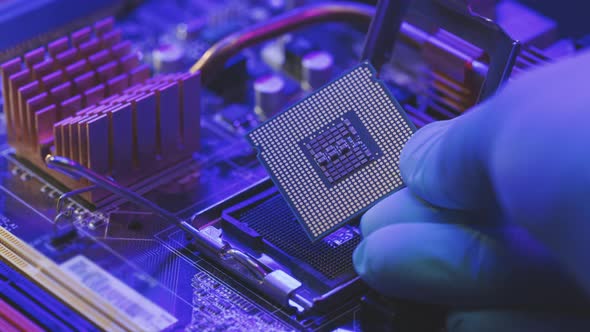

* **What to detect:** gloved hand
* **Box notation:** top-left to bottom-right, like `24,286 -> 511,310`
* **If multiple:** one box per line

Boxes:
353,50 -> 590,331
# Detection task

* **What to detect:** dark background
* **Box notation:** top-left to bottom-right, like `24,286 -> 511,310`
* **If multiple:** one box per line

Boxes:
519,0 -> 588,38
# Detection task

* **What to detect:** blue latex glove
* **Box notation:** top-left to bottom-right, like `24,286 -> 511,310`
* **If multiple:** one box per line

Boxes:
353,51 -> 590,331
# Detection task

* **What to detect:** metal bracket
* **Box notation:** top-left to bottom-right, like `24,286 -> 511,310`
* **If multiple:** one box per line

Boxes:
44,154 -> 314,311
53,185 -> 99,235
362,0 -> 520,102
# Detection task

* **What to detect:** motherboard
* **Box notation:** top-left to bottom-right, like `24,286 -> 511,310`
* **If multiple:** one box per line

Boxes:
0,0 -> 586,331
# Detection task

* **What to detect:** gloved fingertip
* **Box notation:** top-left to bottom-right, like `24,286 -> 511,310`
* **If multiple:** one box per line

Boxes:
359,192 -> 400,237
399,110 -> 494,210
360,187 -> 472,237
399,120 -> 452,186
352,240 -> 368,277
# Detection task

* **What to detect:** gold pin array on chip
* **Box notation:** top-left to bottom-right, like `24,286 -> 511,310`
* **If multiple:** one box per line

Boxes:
248,63 -> 415,240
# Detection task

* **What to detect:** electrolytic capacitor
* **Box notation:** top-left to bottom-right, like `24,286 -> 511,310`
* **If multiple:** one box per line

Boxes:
152,43 -> 184,73
301,51 -> 334,91
254,74 -> 286,119
176,19 -> 206,40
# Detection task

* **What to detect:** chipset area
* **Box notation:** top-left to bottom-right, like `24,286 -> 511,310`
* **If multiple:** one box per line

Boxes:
0,0 -> 579,331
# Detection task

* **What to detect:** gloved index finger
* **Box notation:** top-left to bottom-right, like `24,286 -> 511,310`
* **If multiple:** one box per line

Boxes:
400,103 -> 496,211
361,187 -> 480,238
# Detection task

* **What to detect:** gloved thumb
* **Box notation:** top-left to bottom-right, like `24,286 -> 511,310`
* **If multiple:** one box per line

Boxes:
399,105 -> 496,210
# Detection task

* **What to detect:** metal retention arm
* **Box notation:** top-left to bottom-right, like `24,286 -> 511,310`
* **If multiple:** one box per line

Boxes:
45,155 -> 313,311
361,0 -> 412,73
45,155 -> 180,225
362,0 -> 520,102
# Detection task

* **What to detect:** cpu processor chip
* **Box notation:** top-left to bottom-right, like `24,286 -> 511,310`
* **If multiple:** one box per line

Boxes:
247,63 -> 415,240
